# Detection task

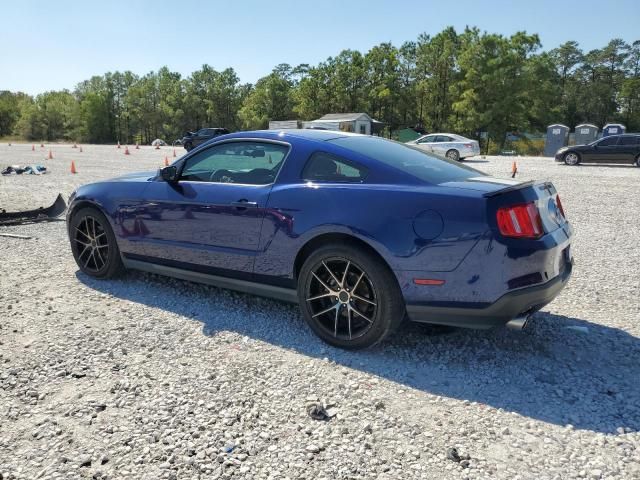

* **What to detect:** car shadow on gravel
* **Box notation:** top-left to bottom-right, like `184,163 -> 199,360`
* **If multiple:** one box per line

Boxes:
78,271 -> 640,435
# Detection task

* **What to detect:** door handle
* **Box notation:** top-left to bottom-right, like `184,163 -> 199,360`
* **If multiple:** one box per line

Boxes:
231,200 -> 258,209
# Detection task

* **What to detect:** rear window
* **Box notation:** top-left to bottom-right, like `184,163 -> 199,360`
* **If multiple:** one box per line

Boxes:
328,136 -> 482,184
302,152 -> 367,183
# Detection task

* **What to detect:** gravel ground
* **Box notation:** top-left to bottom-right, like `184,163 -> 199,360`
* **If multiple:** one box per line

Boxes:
1,143 -> 639,480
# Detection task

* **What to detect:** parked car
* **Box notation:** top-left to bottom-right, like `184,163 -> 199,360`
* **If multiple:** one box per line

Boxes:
181,128 -> 230,151
66,130 -> 572,349
555,134 -> 640,166
406,133 -> 481,161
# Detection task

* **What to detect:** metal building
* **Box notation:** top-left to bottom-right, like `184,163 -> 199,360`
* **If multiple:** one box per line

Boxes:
602,123 -> 626,137
544,124 -> 570,156
574,123 -> 599,145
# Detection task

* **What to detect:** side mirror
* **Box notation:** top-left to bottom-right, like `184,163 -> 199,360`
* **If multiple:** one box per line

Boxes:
160,165 -> 178,182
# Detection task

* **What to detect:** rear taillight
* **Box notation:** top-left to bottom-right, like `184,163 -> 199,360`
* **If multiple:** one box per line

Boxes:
555,194 -> 566,219
496,202 -> 543,239
464,143 -> 473,148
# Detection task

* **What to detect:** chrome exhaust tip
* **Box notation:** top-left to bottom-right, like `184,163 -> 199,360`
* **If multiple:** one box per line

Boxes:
506,315 -> 529,331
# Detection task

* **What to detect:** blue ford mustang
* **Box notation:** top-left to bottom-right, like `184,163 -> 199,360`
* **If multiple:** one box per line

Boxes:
67,130 -> 573,349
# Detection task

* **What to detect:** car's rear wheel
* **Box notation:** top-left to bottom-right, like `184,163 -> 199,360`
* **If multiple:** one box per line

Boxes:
446,149 -> 460,162
297,244 -> 405,349
564,152 -> 580,166
69,207 -> 123,279
635,154 -> 640,167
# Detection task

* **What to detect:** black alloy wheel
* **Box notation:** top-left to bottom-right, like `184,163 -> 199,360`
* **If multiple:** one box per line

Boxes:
298,244 -> 405,349
69,207 -> 123,278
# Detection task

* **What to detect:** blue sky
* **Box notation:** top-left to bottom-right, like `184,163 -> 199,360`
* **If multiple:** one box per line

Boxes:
2,0 -> 638,95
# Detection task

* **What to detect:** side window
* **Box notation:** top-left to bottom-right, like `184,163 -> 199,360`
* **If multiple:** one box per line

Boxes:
180,141 -> 289,184
418,135 -> 435,144
302,152 -> 368,183
435,135 -> 451,142
618,136 -> 639,146
598,137 -> 619,146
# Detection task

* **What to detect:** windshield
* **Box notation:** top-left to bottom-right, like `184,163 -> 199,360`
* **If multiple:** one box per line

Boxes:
328,136 -> 483,184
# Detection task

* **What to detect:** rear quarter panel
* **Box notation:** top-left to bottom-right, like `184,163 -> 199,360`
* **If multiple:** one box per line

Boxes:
255,182 -> 489,281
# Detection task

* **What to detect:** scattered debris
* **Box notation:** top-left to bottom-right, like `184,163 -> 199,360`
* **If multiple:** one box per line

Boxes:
446,447 -> 461,462
307,402 -> 329,420
307,402 -> 337,421
0,233 -> 32,239
1,165 -> 47,175
0,193 -> 66,226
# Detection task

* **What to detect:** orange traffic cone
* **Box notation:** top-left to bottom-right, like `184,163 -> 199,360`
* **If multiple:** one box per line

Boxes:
135,143 -> 139,150
173,148 -> 176,158
511,161 -> 518,178
79,146 -> 83,153
48,150 -> 53,160
117,141 -> 121,149
72,143 -> 77,148
164,156 -> 169,166
40,143 -> 44,148
32,145 -> 35,151
70,160 -> 77,174
124,146 -> 130,155
155,144 -> 160,150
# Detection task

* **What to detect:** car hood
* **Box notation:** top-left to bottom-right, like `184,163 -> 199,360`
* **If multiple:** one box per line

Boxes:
558,143 -> 590,151
108,170 -> 157,182
439,176 -> 525,193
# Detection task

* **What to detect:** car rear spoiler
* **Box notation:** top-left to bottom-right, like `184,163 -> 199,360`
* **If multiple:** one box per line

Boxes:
483,180 -> 535,198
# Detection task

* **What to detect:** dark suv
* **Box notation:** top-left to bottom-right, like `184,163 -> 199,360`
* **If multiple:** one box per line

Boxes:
181,128 -> 230,151
555,134 -> 640,166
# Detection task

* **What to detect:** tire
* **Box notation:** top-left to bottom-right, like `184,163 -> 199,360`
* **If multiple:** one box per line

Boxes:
635,154 -> 640,167
69,207 -> 124,279
297,243 -> 405,349
446,149 -> 460,162
563,151 -> 580,166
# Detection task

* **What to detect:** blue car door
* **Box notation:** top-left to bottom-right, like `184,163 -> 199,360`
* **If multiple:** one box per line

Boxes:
137,139 -> 290,275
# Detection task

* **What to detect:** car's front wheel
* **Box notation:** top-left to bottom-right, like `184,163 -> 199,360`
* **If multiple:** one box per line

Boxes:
564,152 -> 581,166
69,207 -> 124,279
446,149 -> 460,161
297,244 -> 405,349
635,154 -> 640,167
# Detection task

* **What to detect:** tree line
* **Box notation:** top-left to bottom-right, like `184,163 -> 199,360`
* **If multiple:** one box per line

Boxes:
0,27 -> 638,148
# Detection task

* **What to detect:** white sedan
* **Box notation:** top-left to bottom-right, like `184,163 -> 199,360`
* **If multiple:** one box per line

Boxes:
406,133 -> 480,161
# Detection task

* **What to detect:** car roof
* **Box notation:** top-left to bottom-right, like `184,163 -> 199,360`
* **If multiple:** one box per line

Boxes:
419,133 -> 466,140
600,134 -> 639,139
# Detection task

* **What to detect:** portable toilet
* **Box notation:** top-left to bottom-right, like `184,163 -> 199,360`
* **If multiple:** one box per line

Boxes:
574,123 -> 599,145
602,123 -> 626,137
544,124 -> 569,156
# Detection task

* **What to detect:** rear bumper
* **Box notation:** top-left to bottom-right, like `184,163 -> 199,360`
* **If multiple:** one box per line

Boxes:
406,259 -> 572,329
461,146 -> 481,158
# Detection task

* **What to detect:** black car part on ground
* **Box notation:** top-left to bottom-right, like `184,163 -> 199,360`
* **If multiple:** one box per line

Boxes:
0,194 -> 67,226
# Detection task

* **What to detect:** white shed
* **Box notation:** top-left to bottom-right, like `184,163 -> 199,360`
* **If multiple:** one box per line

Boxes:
303,113 -> 375,135
268,120 -> 300,130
